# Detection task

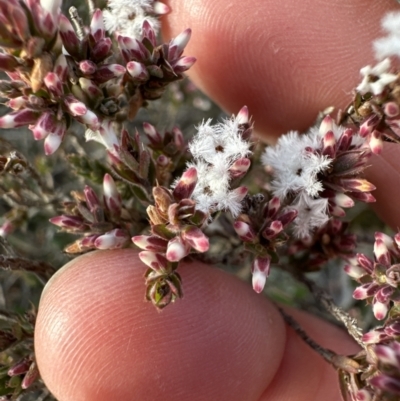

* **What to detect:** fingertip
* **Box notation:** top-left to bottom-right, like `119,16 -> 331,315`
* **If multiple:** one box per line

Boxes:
35,250 -> 286,401
162,0 -> 397,138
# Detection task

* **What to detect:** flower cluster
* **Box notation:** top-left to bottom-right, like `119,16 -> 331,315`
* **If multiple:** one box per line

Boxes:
234,195 -> 297,293
345,232 -> 400,322
133,168 -> 209,309
186,106 -> 252,218
262,116 -> 375,237
0,1 -> 195,155
50,173 -> 131,253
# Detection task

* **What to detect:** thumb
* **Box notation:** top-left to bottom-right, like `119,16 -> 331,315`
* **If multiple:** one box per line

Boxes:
35,250 -> 358,401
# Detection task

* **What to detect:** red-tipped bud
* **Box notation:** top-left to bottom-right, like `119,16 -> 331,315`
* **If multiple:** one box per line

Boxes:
353,283 -> 379,300
174,56 -> 196,73
0,54 -> 20,72
127,61 -> 149,80
44,72 -> 63,97
251,256 -> 271,293
344,263 -> 367,279
359,114 -> 379,138
384,101 -> 400,118
50,215 -> 87,230
94,64 -> 126,84
90,9 -> 105,42
43,123 -> 66,155
8,358 -> 30,376
103,174 -> 122,216
369,374 -> 400,394
265,197 -> 281,219
322,130 -> 336,158
369,130 -> 383,154
30,111 -> 58,140
153,1 -> 170,14
356,253 -> 374,274
169,28 -> 191,60
263,220 -> 283,239
182,226 -> 209,253
0,109 -> 39,128
79,60 -> 97,75
166,236 -> 189,262
59,15 -> 81,57
7,96 -> 29,110
143,122 -> 162,146
278,209 -> 298,227
319,115 -> 334,136
374,238 -> 391,266
237,105 -> 249,125
233,220 -> 256,242
83,185 -> 100,212
173,167 -> 197,201
21,362 -> 39,389
373,299 -> 389,321
132,235 -> 168,252
63,94 -> 87,116
76,109 -> 100,130
94,229 -> 129,250
339,178 -> 376,193
53,54 -> 69,82
91,38 -> 113,62
229,158 -> 251,179
139,251 -> 168,271
333,193 -> 354,208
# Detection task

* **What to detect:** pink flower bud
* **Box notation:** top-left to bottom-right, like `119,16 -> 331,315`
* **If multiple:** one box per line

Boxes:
0,54 -> 20,72
21,362 -> 39,389
373,299 -> 389,321
94,64 -> 126,84
79,60 -> 97,75
59,14 -> 81,57
43,123 -> 66,155
76,109 -> 100,130
375,344 -> 400,368
166,236 -> 189,262
174,56 -> 197,73
54,54 -> 69,82
132,235 -> 168,252
353,283 -> 379,300
84,185 -> 100,211
153,1 -> 170,14
91,38 -> 113,62
263,220 -> 283,239
384,101 -> 400,118
127,61 -> 149,80
251,256 -> 271,293
374,238 -> 391,266
354,389 -> 372,401
90,9 -> 105,42
173,167 -> 198,201
49,215 -> 87,230
333,193 -> 354,208
322,130 -> 336,158
0,109 -> 39,128
229,158 -> 251,179
139,251 -> 168,271
362,328 -> 387,344
143,122 -> 162,146
44,72 -> 63,97
63,94 -> 87,116
319,115 -> 334,136
233,220 -> 256,242
237,106 -> 249,125
142,20 -> 157,46
103,173 -> 122,216
94,229 -> 129,250
169,28 -> 191,60
359,114 -> 379,138
369,130 -> 383,154
8,358 -> 30,376
182,226 -> 209,253
344,263 -> 367,279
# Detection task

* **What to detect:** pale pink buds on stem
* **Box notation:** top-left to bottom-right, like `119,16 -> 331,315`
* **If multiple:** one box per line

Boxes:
251,256 -> 271,293
103,174 -> 122,217
173,167 -> 197,201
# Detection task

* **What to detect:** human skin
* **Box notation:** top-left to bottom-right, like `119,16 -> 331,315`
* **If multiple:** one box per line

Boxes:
35,1 -> 400,400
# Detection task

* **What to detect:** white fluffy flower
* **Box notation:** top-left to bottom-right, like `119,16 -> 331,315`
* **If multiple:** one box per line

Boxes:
290,194 -> 329,238
374,12 -> 400,60
103,0 -> 164,39
262,130 -> 331,200
186,112 -> 252,218
356,58 -> 397,96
